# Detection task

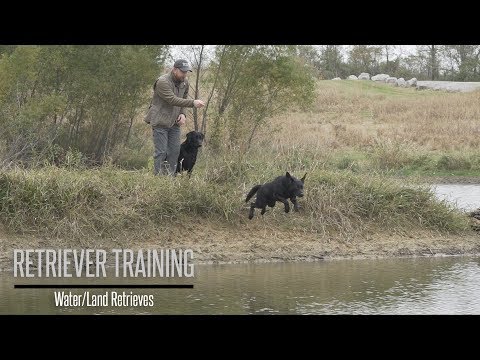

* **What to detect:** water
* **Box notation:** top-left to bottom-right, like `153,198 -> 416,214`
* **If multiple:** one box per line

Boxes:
2,257 -> 480,314
430,184 -> 480,212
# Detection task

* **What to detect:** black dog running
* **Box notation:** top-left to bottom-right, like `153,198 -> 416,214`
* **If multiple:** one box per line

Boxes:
245,172 -> 307,219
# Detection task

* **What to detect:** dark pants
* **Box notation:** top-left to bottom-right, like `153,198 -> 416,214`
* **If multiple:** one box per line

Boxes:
152,125 -> 181,176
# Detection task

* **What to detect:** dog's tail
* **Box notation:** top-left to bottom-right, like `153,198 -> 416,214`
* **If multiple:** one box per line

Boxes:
245,185 -> 261,203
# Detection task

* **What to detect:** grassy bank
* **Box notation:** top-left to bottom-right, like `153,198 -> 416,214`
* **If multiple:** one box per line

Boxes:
0,165 -> 473,239
0,164 -> 479,269
0,165 -> 480,269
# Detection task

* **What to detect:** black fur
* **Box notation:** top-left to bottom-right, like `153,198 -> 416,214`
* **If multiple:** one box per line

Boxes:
245,172 -> 306,220
176,131 -> 204,174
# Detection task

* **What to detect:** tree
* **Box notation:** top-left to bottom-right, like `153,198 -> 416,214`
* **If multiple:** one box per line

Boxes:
0,45 -> 169,167
173,45 -> 217,132
207,45 -> 316,152
319,45 -> 345,79
297,45 -> 323,77
429,45 -> 439,80
347,45 -> 382,76
441,45 -> 480,81
380,45 -> 400,75
412,45 -> 441,80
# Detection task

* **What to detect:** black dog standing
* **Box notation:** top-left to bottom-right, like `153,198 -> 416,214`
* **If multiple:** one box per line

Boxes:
176,131 -> 205,174
245,172 -> 306,219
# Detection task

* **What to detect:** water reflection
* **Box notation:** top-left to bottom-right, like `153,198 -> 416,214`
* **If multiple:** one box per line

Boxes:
431,184 -> 480,212
1,256 -> 480,314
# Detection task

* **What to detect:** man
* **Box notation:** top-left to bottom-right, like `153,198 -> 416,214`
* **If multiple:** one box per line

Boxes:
145,59 -> 205,175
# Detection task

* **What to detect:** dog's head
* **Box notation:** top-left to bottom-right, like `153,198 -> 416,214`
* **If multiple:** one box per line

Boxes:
186,131 -> 205,148
286,172 -> 307,197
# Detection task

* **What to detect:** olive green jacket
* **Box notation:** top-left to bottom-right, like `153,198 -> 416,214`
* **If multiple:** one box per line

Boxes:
144,71 -> 195,128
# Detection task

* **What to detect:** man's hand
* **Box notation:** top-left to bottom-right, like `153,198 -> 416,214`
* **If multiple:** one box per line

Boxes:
193,99 -> 205,108
177,113 -> 186,126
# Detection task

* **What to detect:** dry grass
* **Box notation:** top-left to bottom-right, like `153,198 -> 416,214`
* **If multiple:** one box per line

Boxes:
258,80 -> 480,153
0,165 -> 471,243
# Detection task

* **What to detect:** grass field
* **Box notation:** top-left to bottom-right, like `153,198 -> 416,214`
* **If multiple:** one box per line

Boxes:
257,80 -> 480,172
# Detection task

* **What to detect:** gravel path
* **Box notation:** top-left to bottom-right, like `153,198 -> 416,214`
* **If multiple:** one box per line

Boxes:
416,81 -> 480,92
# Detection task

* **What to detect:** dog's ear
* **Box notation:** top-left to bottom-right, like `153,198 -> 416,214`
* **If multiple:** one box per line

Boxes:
286,172 -> 292,180
301,173 -> 307,183
186,131 -> 194,143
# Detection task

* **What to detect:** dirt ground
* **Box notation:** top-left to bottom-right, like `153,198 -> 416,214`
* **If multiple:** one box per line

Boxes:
1,218 -> 479,271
